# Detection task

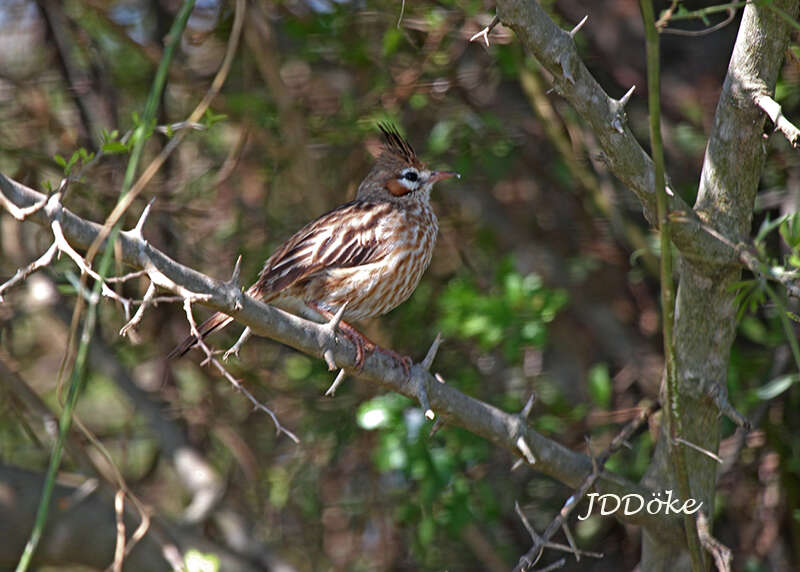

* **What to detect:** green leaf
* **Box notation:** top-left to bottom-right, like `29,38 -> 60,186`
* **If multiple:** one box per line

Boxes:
756,213 -> 789,244
756,374 -> 799,400
382,27 -> 404,57
102,141 -> 129,154
780,212 -> 800,249
588,363 -> 612,408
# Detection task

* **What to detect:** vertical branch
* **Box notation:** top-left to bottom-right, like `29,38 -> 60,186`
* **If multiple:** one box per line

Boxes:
639,1 -> 705,570
14,2 -> 197,571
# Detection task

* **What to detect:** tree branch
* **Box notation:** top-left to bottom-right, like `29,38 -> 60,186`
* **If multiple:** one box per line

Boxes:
494,0 -> 736,265
0,172 -> 684,544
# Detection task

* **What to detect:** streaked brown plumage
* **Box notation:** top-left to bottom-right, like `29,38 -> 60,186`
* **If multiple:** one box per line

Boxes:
170,124 -> 458,371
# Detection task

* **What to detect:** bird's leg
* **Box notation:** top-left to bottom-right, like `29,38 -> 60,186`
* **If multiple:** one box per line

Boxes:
347,326 -> 413,377
370,344 -> 413,377
307,303 -> 412,375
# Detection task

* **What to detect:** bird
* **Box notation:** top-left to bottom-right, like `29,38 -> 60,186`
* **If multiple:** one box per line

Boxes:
170,123 -> 458,373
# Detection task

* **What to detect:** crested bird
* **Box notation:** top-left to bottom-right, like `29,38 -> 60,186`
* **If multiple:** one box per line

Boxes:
170,123 -> 458,373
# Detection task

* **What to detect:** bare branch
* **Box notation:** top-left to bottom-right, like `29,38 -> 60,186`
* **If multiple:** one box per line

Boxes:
661,8 -> 738,36
324,369 -> 347,397
755,92 -> 800,147
182,298 -> 299,444
697,512 -> 733,572
0,173 -> 684,542
119,282 -> 156,338
494,0 -> 736,264
0,242 -> 58,301
674,437 -> 724,464
513,402 -> 656,571
223,326 -> 251,360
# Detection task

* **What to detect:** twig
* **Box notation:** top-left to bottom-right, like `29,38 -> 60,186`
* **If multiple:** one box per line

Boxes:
112,490 -> 126,572
319,302 -> 349,371
658,1 -> 748,25
661,8 -> 738,36
470,15 -> 500,47
182,298 -> 299,443
324,368 -> 347,397
755,92 -> 800,147
696,512 -> 732,572
535,559 -> 566,572
674,437 -> 724,464
0,192 -> 47,221
513,402 -> 655,571
0,242 -> 58,301
119,282 -> 156,337
223,326 -> 252,360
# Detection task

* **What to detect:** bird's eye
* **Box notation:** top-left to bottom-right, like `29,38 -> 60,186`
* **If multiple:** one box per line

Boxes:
403,171 -> 419,182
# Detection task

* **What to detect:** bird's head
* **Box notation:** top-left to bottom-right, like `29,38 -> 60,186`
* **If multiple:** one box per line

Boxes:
356,123 -> 459,203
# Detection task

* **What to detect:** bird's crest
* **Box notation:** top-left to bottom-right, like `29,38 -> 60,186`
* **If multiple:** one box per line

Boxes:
378,122 -> 419,166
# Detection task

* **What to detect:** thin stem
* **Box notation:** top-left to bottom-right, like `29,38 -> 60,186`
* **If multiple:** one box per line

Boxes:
14,3 -> 196,570
763,281 -> 800,372
665,1 -> 748,21
640,1 -> 705,570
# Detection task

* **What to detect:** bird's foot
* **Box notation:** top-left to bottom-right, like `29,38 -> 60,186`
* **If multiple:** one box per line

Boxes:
369,344 -> 412,377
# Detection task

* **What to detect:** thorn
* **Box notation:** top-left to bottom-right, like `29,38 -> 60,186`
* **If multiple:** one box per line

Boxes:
225,255 -> 244,311
429,417 -> 445,437
119,282 -> 156,337
516,435 -> 536,465
323,349 -> 337,371
619,84 -> 636,108
229,255 -> 242,289
521,392 -> 536,419
324,368 -> 347,396
674,437 -> 724,464
420,333 -> 443,371
469,15 -> 500,47
133,198 -> 155,237
569,15 -> 588,38
511,458 -> 525,471
413,376 -> 434,420
327,301 -> 348,332
434,372 -> 446,384
318,302 -> 348,370
224,326 -> 251,360
611,86 -> 636,134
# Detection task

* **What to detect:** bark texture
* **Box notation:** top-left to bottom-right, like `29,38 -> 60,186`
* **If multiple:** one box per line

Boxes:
642,1 -> 799,569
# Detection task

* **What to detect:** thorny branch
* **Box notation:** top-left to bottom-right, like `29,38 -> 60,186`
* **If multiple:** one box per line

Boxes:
493,0 -> 739,265
0,172 -> 685,543
182,298 -> 300,443
513,402 -> 657,572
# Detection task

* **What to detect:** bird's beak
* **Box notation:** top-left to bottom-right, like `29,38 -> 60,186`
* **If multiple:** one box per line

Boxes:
428,171 -> 460,183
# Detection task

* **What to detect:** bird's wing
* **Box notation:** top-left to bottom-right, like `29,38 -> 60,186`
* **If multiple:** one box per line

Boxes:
250,200 -> 393,298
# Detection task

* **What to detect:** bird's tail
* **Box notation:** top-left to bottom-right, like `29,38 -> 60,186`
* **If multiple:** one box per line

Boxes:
168,311 -> 235,359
